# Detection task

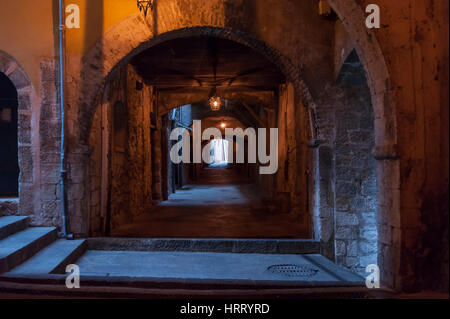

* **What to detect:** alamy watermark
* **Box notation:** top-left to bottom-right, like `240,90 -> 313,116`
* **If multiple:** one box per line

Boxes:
170,120 -> 278,175
366,4 -> 381,29
65,264 -> 80,289
365,264 -> 380,289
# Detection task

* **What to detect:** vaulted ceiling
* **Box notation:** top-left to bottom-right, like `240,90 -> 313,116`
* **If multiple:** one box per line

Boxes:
131,36 -> 285,93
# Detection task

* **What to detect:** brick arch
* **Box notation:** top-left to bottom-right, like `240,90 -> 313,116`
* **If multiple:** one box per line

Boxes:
78,21 -> 315,144
0,50 -> 36,215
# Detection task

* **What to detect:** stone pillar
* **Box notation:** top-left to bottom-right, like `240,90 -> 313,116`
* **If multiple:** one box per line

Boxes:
161,114 -> 169,201
152,118 -> 163,202
67,145 -> 91,236
373,145 -> 401,289
38,59 -> 63,229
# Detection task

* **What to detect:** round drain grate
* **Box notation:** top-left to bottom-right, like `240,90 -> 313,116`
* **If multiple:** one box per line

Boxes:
267,264 -> 319,278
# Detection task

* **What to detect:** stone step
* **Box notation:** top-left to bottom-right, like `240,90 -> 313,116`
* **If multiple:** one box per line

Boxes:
87,238 -> 321,254
0,227 -> 57,274
0,216 -> 29,240
8,239 -> 87,275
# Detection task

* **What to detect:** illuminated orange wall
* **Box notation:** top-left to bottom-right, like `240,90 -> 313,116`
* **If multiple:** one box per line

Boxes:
0,0 -> 55,89
0,0 -> 136,90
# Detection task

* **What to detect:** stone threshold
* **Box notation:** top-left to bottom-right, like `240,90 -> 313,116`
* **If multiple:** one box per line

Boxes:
86,238 -> 321,254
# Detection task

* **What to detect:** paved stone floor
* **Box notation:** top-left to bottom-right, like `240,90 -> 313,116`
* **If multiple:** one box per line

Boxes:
75,250 -> 363,283
112,166 -> 305,238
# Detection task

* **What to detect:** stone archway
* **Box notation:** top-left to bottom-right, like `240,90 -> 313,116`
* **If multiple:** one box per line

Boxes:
69,2 -> 400,289
77,24 -> 315,144
70,15 -> 317,236
327,0 -> 398,147
0,50 -> 36,217
327,0 -> 400,287
73,0 -> 399,180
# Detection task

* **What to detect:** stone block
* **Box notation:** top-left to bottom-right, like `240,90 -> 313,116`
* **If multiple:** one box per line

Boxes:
335,226 -> 358,239
40,60 -> 57,82
41,164 -> 60,184
335,197 -> 349,211
361,178 -> 376,197
40,152 -> 61,164
18,184 -> 34,215
360,225 -> 378,242
349,131 -> 373,144
345,256 -> 359,268
18,126 -> 31,144
18,146 -> 33,183
18,91 -> 31,110
358,254 -> 377,268
335,240 -> 346,256
8,67 -> 30,89
336,181 -> 358,197
361,211 -> 377,226
40,103 -> 58,120
0,198 -> 19,216
0,55 -> 11,72
41,183 -> 57,201
349,196 -> 366,212
347,240 -> 358,256
336,211 -> 359,226
359,240 -> 377,255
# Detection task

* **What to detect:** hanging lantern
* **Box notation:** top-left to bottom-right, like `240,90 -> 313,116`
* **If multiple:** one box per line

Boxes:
209,96 -> 222,111
209,87 -> 221,111
137,0 -> 154,17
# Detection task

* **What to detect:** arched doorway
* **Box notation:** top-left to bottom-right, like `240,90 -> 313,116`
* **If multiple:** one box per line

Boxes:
71,25 -> 315,238
0,50 -> 35,218
0,72 -> 19,196
89,33 -> 304,238
327,0 -> 400,285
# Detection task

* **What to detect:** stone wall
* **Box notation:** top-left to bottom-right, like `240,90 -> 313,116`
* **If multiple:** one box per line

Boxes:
0,199 -> 19,216
314,37 -> 377,274
334,57 -> 377,275
126,66 -> 153,219
87,64 -> 155,235
327,0 -> 449,290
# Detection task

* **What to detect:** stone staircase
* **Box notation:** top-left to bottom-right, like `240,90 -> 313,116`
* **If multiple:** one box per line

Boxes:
0,216 -> 86,274
0,216 -> 368,298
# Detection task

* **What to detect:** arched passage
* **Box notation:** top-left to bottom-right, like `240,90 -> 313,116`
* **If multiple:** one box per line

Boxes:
78,26 -> 312,238
0,50 -> 36,217
0,72 -> 19,196
66,0 -> 399,288
327,0 -> 400,286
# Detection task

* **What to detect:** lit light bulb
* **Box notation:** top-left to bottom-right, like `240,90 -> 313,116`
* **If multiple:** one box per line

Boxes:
221,123 -> 226,128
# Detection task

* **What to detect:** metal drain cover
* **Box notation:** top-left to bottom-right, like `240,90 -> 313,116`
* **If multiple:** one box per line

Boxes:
267,264 -> 319,277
